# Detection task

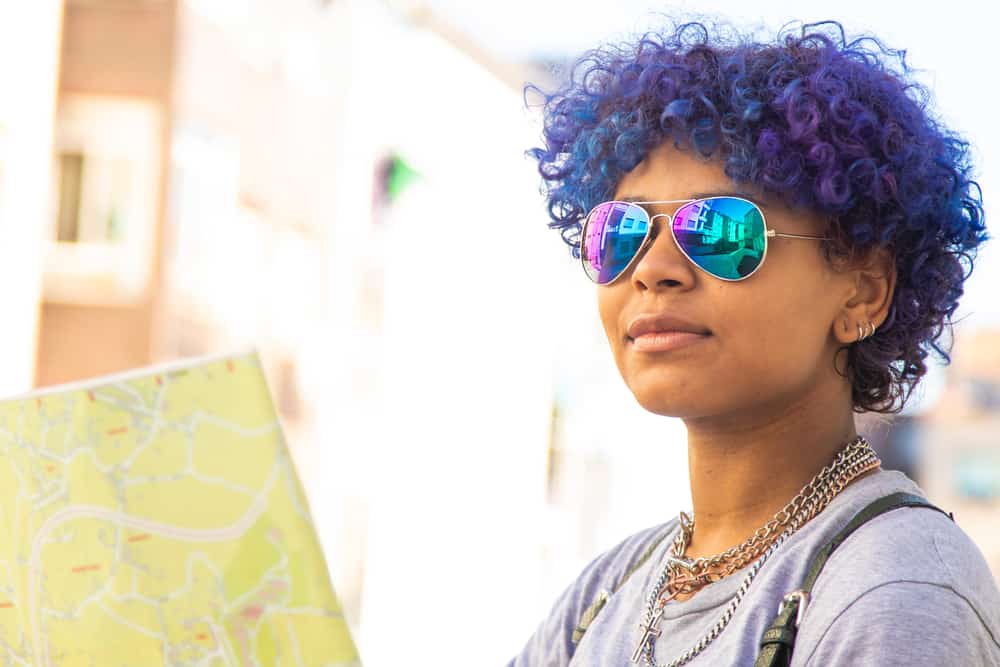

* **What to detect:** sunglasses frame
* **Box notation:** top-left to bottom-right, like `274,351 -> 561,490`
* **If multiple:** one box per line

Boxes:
580,197 -> 830,285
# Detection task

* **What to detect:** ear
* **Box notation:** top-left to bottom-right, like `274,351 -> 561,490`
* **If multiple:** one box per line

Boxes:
832,246 -> 896,345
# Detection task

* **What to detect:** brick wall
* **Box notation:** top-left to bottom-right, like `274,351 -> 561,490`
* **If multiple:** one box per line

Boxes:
35,0 -> 176,387
59,0 -> 176,99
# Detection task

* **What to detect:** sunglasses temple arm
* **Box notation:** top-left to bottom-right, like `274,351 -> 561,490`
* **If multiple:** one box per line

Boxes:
767,230 -> 831,241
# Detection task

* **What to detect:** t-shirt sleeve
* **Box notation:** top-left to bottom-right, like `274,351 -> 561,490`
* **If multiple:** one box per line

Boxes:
504,524 -> 668,667
795,581 -> 1000,667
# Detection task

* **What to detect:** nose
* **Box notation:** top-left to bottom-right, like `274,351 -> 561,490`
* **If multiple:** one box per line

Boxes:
627,213 -> 698,291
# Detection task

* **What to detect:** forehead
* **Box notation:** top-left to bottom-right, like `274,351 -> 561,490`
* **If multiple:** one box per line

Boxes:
611,142 -> 736,201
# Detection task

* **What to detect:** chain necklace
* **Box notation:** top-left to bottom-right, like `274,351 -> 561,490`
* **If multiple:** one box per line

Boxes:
631,435 -> 881,666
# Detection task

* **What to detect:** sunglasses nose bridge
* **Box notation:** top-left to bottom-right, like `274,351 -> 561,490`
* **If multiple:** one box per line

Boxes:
645,212 -> 672,242
627,210 -> 691,281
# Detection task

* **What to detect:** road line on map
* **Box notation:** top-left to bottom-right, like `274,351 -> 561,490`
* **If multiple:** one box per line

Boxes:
286,617 -> 306,667
0,634 -> 33,667
208,620 -> 237,667
96,600 -> 165,642
190,413 -> 279,438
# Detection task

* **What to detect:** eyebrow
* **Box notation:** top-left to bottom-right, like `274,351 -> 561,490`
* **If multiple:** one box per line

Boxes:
619,191 -> 766,207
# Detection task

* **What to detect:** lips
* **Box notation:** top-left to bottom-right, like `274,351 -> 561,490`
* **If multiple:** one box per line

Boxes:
626,313 -> 712,340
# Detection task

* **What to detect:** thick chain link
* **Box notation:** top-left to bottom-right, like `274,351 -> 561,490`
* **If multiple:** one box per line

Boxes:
667,436 -> 878,579
634,435 -> 881,667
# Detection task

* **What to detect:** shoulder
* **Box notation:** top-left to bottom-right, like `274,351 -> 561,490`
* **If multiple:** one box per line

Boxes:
569,518 -> 681,605
592,519 -> 679,589
505,519 -> 676,667
793,579 -> 1000,666
563,518 -> 678,625
791,501 -> 1000,666
808,501 -> 1000,618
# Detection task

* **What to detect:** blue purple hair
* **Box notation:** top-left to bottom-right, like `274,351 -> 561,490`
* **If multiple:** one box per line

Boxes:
524,19 -> 988,414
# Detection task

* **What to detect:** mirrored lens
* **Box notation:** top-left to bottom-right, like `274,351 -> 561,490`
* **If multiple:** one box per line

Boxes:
671,197 -> 766,280
581,202 -> 650,284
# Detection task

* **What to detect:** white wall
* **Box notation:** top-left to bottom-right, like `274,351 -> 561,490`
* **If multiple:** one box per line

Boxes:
0,0 -> 62,392
320,3 -> 558,664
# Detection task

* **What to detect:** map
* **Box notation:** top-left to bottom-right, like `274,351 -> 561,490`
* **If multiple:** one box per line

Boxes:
0,350 -> 361,666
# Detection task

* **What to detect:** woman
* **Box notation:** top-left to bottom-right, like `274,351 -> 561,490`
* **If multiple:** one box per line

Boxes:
508,19 -> 1000,667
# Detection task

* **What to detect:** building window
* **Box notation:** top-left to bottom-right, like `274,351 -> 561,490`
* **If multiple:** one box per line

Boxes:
55,152 -> 132,244
45,95 -> 161,304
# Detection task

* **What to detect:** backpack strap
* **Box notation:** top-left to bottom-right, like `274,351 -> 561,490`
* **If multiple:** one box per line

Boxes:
571,524 -> 675,645
754,491 -> 954,667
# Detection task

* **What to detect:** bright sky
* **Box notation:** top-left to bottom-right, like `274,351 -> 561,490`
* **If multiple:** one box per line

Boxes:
426,0 -> 1000,327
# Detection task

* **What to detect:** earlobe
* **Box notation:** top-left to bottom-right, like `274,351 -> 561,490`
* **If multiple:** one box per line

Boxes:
832,247 -> 896,345
833,317 -> 855,346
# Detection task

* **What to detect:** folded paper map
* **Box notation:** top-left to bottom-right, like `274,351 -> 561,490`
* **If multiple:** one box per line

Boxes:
0,350 -> 360,666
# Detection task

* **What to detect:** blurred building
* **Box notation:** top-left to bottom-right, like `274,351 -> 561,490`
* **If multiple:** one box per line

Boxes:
918,327 -> 1000,575
38,0 -> 177,387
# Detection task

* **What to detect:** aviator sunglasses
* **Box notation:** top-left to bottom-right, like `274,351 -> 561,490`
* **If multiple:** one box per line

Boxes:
581,196 -> 829,284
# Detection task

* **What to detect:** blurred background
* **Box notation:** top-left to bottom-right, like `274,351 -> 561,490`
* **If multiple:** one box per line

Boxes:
2,0 -> 997,664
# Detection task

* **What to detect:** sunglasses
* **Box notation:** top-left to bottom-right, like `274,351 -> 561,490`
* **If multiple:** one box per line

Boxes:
580,196 -> 829,284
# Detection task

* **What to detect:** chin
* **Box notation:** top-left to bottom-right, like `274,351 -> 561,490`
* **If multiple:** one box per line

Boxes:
620,367 -> 711,417
629,388 -> 712,419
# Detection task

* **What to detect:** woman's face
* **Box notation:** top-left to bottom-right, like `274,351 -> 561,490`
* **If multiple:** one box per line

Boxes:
597,141 -> 853,422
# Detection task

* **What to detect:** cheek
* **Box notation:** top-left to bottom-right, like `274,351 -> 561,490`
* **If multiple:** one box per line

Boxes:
703,281 -> 833,397
596,289 -> 623,346
735,279 -> 836,381
693,310 -> 829,417
597,290 -> 652,388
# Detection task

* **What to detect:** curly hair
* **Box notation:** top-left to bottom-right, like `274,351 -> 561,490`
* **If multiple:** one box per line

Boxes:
524,18 -> 988,414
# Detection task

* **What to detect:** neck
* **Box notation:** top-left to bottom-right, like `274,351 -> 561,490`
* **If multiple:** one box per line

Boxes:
679,383 -> 877,560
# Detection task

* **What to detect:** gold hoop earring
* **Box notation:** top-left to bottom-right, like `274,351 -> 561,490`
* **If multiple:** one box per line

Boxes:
856,319 -> 879,342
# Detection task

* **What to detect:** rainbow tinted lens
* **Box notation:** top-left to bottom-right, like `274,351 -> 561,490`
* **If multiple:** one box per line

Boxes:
671,197 -> 766,281
581,201 -> 651,284
581,197 -> 767,284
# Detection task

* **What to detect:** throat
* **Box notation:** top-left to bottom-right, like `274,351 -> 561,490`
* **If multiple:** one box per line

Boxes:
677,436 -> 882,575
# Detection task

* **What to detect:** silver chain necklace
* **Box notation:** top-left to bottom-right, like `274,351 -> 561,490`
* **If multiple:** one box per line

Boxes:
631,436 -> 881,666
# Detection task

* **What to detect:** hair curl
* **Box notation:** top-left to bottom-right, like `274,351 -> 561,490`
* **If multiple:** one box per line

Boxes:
524,18 -> 988,414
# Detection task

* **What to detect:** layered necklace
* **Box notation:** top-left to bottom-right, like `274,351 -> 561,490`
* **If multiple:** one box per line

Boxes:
631,435 -> 881,666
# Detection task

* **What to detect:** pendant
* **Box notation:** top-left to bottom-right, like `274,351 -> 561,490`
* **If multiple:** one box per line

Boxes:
631,606 -> 664,663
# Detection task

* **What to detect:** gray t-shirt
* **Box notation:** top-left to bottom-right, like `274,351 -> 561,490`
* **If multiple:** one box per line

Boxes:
506,469 -> 1000,666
